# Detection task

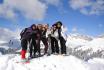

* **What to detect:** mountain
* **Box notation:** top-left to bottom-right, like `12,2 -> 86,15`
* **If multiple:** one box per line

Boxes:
65,33 -> 104,61
98,34 -> 104,38
78,38 -> 104,52
0,27 -> 21,54
66,33 -> 93,48
66,33 -> 104,51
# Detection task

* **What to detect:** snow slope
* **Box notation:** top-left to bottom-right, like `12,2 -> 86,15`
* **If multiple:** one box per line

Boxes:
78,38 -> 104,52
0,54 -> 104,70
66,34 -> 104,52
66,33 -> 92,48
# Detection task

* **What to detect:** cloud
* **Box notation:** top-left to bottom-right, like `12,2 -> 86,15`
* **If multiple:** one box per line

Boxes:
0,0 -> 64,20
69,0 -> 104,15
72,27 -> 77,32
71,27 -> 86,34
0,4 -> 16,19
0,27 -> 20,41
44,0 -> 61,6
40,0 -> 67,15
0,27 -> 21,48
0,0 -> 48,20
69,0 -> 90,10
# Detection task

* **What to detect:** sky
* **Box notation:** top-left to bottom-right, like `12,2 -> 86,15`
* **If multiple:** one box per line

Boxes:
0,0 -> 104,36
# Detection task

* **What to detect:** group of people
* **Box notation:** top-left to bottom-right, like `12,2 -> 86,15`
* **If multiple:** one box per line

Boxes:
20,21 -> 67,60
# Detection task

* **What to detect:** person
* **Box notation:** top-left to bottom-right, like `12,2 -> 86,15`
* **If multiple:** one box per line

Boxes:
36,24 -> 42,56
55,21 -> 66,54
29,24 -> 38,58
20,25 -> 33,61
41,24 -> 48,55
50,25 -> 59,54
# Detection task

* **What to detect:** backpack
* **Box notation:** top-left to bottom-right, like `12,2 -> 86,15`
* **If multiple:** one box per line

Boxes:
20,28 -> 28,39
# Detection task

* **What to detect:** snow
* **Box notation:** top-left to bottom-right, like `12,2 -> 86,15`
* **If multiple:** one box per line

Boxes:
66,34 -> 104,53
66,34 -> 90,48
0,27 -> 104,70
0,54 -> 104,70
88,58 -> 104,70
79,38 -> 104,52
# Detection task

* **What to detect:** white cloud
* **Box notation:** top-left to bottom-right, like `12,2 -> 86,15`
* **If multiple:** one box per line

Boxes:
90,0 -> 104,15
0,4 -> 16,19
72,27 -> 77,32
41,0 -> 66,15
0,0 -> 63,20
71,27 -> 86,34
69,0 -> 90,10
69,0 -> 104,15
44,0 -> 61,6
0,0 -> 48,20
0,27 -> 21,48
0,27 -> 20,41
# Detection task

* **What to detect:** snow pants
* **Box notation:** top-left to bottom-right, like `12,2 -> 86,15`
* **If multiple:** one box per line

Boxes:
21,39 -> 28,59
41,37 -> 48,54
51,37 -> 59,54
59,37 -> 66,54
29,39 -> 37,57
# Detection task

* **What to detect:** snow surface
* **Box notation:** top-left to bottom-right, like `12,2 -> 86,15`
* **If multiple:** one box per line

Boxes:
0,54 -> 104,70
66,34 -> 104,52
66,34 -> 91,48
78,38 -> 104,52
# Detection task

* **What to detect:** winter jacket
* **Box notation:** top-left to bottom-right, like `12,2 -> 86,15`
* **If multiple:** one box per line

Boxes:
41,30 -> 47,38
20,27 -> 33,40
51,29 -> 59,40
31,29 -> 41,40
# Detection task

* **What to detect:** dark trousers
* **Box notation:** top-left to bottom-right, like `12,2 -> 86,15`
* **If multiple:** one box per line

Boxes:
41,37 -> 48,54
36,39 -> 41,56
51,37 -> 59,54
21,39 -> 28,59
21,39 -> 28,50
59,37 -> 66,54
29,39 -> 37,57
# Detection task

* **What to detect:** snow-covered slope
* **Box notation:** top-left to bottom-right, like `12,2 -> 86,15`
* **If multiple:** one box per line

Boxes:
78,38 -> 104,52
65,33 -> 104,61
0,54 -> 104,70
66,33 -> 92,48
66,33 -> 104,52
